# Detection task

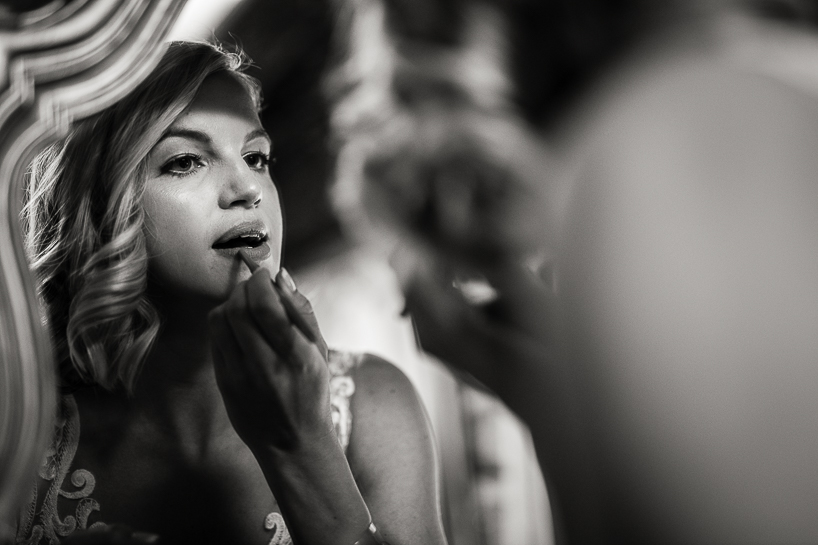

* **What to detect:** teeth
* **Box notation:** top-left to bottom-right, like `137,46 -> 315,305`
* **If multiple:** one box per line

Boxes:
214,232 -> 266,249
240,234 -> 263,247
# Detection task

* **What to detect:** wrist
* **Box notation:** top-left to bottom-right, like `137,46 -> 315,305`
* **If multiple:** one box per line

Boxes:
243,415 -> 336,457
353,521 -> 391,545
251,432 -> 349,493
252,438 -> 372,545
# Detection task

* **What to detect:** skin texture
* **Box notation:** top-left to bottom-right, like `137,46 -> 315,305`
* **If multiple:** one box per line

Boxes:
141,74 -> 282,302
63,75 -> 446,545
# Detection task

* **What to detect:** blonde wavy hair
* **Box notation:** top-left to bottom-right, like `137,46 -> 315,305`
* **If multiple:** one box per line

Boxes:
22,41 -> 262,393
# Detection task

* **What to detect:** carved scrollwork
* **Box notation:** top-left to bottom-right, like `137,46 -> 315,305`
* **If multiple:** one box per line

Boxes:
0,0 -> 185,535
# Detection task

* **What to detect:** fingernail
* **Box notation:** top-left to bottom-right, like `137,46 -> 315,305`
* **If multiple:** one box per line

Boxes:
132,533 -> 161,543
279,267 -> 297,292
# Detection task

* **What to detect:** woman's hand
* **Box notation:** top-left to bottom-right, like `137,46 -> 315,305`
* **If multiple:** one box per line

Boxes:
208,267 -> 333,453
208,268 -> 373,544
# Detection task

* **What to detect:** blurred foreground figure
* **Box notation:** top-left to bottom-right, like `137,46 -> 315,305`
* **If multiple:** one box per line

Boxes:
329,0 -> 818,543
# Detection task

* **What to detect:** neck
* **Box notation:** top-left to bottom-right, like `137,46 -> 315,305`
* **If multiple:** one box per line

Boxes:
95,301 -> 234,459
140,307 -> 214,387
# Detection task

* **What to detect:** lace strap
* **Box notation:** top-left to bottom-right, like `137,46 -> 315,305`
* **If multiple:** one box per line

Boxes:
328,351 -> 362,453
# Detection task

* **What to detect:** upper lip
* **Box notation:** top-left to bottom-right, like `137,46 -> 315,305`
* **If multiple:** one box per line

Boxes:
213,219 -> 268,247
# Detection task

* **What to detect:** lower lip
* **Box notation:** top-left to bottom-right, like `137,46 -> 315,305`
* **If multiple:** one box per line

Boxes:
213,241 -> 272,263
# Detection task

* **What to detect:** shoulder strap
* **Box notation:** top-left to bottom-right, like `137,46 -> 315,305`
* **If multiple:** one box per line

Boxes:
327,351 -> 362,453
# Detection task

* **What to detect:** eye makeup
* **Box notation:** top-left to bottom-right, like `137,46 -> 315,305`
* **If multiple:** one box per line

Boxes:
242,151 -> 270,170
160,153 -> 205,177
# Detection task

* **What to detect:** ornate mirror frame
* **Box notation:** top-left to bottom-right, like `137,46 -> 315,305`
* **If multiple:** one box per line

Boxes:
0,0 -> 185,533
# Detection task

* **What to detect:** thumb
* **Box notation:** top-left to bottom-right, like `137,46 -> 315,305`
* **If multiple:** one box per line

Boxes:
275,267 -> 329,360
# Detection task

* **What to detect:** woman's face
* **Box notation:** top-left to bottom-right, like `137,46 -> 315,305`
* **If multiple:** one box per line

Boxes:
142,73 -> 283,304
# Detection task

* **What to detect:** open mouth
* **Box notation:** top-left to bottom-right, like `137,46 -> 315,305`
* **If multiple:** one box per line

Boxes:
212,221 -> 273,262
212,231 -> 268,250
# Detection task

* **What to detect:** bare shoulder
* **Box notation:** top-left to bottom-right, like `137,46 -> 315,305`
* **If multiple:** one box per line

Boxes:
347,354 -> 432,466
350,354 -> 422,414
345,354 -> 447,543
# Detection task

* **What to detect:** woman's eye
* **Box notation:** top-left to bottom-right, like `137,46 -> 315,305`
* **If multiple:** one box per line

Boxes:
244,152 -> 270,170
161,154 -> 202,176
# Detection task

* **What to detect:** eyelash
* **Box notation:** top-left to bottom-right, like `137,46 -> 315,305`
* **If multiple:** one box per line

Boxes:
159,151 -> 274,178
160,153 -> 204,178
244,151 -> 272,170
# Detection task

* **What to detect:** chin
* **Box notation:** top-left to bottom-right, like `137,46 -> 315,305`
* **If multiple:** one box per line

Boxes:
147,248 -> 281,310
147,272 -> 242,312
210,269 -> 252,302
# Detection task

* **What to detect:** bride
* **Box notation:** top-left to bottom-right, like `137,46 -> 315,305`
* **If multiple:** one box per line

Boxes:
17,41 -> 447,545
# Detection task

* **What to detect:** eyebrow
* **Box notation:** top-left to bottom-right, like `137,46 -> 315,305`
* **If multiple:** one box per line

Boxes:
158,128 -> 212,145
245,128 -> 272,147
156,127 -> 272,147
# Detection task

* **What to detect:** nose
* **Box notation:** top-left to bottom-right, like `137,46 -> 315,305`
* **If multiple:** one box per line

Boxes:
218,162 -> 262,209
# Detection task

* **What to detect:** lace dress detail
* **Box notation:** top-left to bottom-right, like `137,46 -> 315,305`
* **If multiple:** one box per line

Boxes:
327,350 -> 359,452
16,351 -> 362,545
16,396 -> 106,545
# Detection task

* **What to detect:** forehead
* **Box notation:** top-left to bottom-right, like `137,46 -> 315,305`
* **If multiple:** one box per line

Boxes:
175,73 -> 260,128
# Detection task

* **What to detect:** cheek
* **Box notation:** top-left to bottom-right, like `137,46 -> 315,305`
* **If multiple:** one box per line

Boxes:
142,188 -> 209,282
264,190 -> 282,230
144,191 -> 194,252
261,191 -> 284,268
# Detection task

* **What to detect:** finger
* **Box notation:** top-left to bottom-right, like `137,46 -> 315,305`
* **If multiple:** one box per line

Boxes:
218,274 -> 291,384
287,324 -> 330,379
275,268 -> 328,360
242,268 -> 297,357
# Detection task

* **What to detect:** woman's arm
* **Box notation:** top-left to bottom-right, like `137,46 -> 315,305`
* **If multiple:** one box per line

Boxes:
209,267 -> 370,544
208,267 -> 446,545
346,355 -> 448,545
